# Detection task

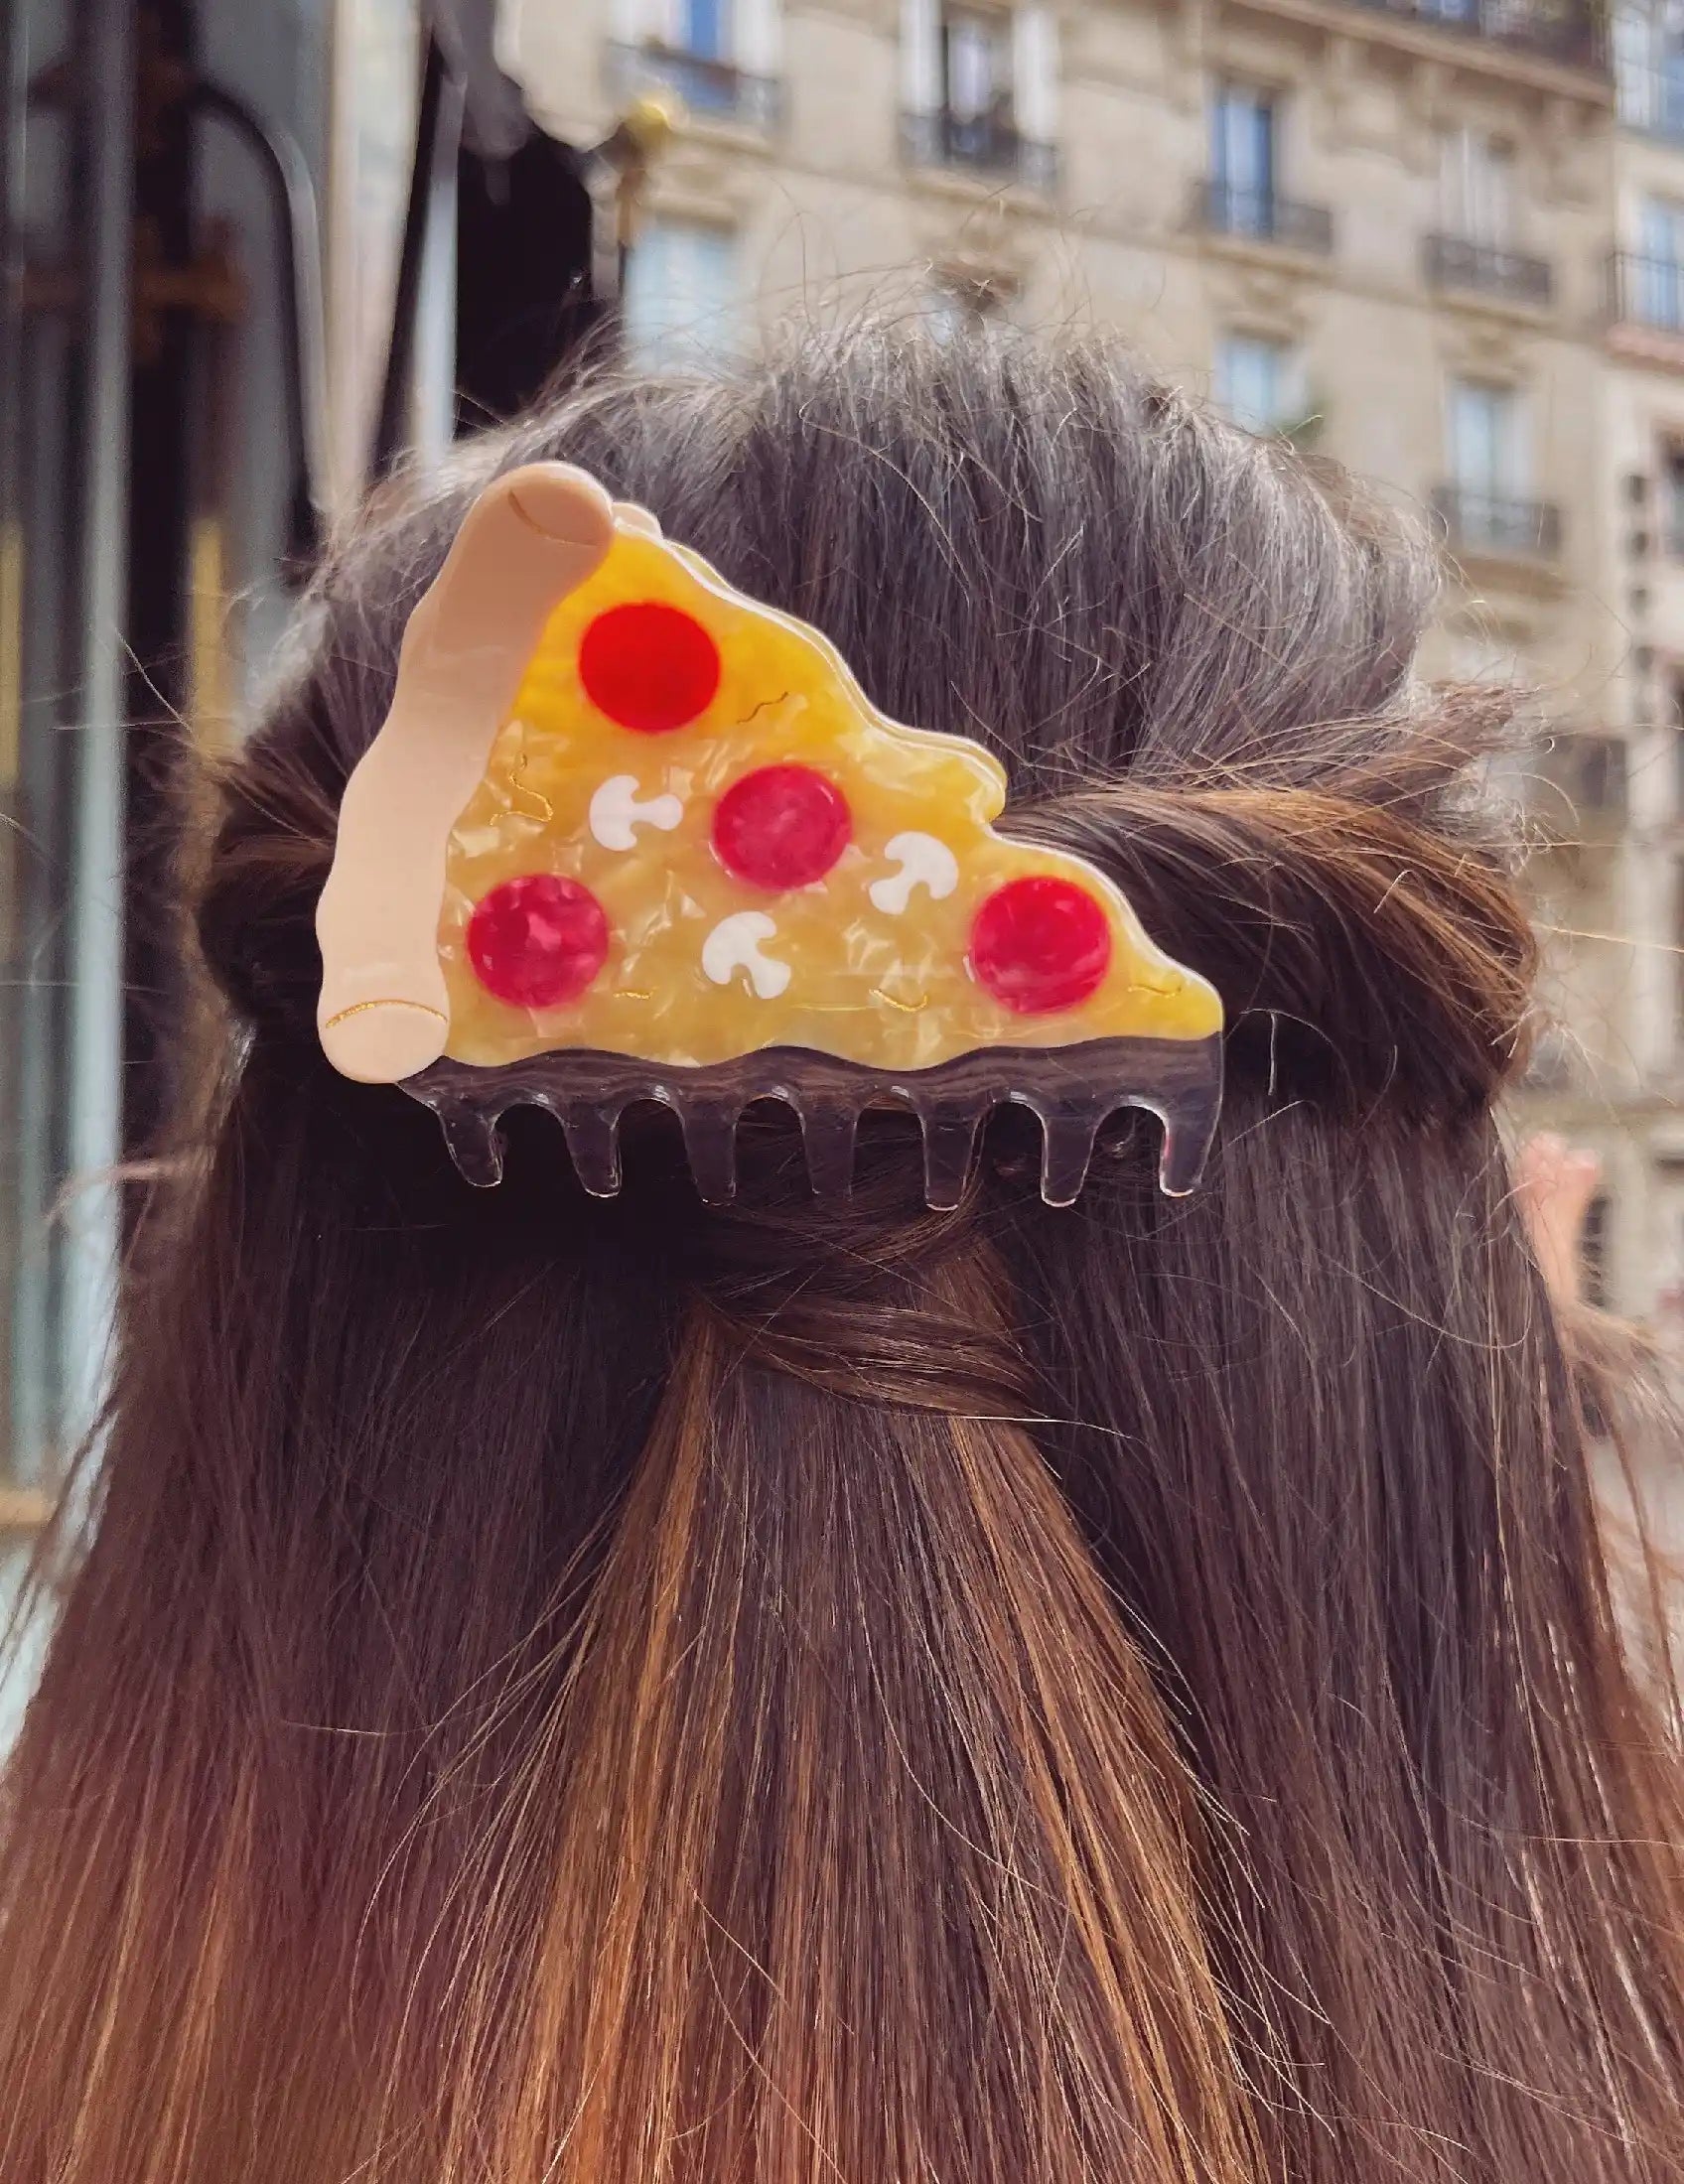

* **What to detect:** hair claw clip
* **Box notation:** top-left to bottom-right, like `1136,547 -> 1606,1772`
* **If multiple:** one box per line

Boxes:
315,462 -> 1224,1209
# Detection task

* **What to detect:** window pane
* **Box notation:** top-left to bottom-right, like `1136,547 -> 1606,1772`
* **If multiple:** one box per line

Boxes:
1211,86 -> 1274,231
623,221 -> 744,370
1439,129 -> 1511,243
1582,1195 -> 1611,1308
1615,7 -> 1655,128
1216,334 -> 1292,436
1641,199 -> 1684,328
942,10 -> 1010,122
1449,380 -> 1522,497
1641,196 -> 1684,260
683,0 -> 732,60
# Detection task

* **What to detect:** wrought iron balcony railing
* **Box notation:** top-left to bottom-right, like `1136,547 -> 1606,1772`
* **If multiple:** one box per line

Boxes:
900,107 -> 1058,191
1346,0 -> 1603,70
604,40 -> 782,130
1611,251 -> 1684,333
1424,232 -> 1552,307
1193,181 -> 1333,254
1433,483 -> 1564,559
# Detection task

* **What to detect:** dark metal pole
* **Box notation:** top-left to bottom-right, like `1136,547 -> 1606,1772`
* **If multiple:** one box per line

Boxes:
191,80 -> 329,566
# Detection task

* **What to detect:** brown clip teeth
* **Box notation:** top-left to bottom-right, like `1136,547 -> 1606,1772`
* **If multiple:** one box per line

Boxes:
316,464 -> 1226,1214
404,1036 -> 1223,1211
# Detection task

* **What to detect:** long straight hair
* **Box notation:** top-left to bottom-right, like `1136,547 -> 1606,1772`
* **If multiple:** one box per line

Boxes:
2,328 -> 1681,2182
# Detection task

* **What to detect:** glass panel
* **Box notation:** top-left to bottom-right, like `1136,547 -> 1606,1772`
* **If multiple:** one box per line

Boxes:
1582,1196 -> 1611,1308
1211,86 -> 1274,232
1472,140 -> 1511,244
1450,380 -> 1520,497
1663,452 -> 1684,550
941,8 -> 1011,131
1439,129 -> 1511,244
623,220 -> 744,369
1614,7 -> 1654,130
683,0 -> 732,60
1622,2 -> 1684,134
1641,196 -> 1684,260
1216,334 -> 1289,435
1640,201 -> 1684,328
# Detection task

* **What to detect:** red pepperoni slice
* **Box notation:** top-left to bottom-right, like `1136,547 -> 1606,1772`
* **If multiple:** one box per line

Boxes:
579,601 -> 721,733
969,876 -> 1112,1015
712,763 -> 852,891
467,874 -> 610,1009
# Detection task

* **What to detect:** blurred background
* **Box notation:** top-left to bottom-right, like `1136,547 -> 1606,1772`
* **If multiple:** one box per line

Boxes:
3,0 -> 1683,1672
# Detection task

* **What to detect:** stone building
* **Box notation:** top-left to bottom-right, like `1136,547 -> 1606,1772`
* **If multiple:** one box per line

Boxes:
1598,10 -> 1684,1320
512,0 -> 1684,1314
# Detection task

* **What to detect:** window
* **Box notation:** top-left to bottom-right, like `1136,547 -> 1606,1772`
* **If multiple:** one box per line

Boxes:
1615,1 -> 1684,136
1639,198 -> 1684,330
940,6 -> 1015,160
676,0 -> 731,59
1676,851 -> 1684,1069
1663,448 -> 1684,554
1642,195 -> 1684,260
1438,127 -> 1512,245
1445,381 -> 1541,550
1448,379 -> 1525,499
901,2 -> 1057,186
1215,333 -> 1297,436
622,220 -> 743,370
1211,84 -> 1275,234
1670,697 -> 1684,824
1582,1194 -> 1611,1308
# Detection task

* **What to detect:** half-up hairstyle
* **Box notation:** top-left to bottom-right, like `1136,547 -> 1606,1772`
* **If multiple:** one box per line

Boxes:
2,326 -> 1680,2183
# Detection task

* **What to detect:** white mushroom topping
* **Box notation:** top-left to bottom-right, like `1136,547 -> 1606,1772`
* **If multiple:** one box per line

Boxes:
589,772 -> 684,852
701,910 -> 791,1000
868,831 -> 960,916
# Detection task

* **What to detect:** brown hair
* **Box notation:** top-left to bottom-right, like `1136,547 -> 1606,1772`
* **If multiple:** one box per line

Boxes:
2,326 -> 1681,2181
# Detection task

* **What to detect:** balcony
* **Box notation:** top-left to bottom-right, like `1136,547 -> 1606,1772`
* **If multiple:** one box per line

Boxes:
1526,733 -> 1628,846
1611,251 -> 1684,334
1433,484 -> 1564,559
603,40 -> 782,131
900,107 -> 1057,192
1424,232 -> 1552,308
1193,181 -> 1333,255
1344,0 -> 1603,70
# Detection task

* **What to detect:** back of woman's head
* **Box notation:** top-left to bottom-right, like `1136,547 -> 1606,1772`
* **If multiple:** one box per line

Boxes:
2,324 -> 1681,2183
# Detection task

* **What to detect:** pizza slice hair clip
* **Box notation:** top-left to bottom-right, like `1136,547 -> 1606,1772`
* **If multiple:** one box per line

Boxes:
315,462 -> 1224,1209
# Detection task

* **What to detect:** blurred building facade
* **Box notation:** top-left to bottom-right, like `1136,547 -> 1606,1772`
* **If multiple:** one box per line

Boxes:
1607,6 -> 1684,1320
515,0 -> 1684,1318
